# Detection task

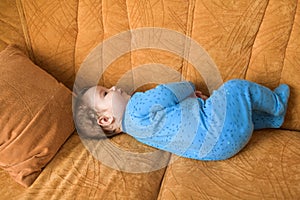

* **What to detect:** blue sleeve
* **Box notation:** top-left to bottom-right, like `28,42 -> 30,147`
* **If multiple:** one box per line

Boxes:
130,81 -> 195,116
162,81 -> 196,102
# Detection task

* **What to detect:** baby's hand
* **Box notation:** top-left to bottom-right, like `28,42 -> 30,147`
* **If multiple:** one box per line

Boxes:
194,91 -> 208,100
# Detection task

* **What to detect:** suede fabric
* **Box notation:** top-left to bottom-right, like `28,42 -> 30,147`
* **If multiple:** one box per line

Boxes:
0,0 -> 299,199
0,45 -> 74,187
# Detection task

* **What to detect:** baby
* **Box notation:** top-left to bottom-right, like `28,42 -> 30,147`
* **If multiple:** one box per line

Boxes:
74,79 -> 290,161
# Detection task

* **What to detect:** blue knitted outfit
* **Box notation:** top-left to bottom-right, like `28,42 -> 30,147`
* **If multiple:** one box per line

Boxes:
122,79 -> 290,161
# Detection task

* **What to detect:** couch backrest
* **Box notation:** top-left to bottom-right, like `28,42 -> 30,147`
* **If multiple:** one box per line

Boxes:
1,0 -> 299,130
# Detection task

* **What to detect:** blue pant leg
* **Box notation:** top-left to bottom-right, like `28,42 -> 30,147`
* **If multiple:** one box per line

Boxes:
225,79 -> 289,129
252,111 -> 286,129
225,79 -> 287,116
199,80 -> 289,160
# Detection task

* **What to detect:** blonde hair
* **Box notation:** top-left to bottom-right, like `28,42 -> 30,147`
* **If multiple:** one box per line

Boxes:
73,87 -> 118,139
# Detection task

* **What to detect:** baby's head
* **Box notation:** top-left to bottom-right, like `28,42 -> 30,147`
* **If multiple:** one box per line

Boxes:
74,85 -> 131,139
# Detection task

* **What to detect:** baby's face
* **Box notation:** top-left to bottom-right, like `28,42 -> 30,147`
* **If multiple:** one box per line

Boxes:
83,85 -> 131,118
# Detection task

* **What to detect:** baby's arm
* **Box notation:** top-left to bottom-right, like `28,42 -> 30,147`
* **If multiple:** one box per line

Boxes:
162,81 -> 196,102
131,81 -> 195,116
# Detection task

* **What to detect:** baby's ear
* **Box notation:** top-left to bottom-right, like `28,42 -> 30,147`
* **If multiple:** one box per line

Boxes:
97,114 -> 114,126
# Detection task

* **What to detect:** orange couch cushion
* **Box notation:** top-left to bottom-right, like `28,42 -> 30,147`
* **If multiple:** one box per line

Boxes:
0,45 -> 74,187
158,129 -> 300,199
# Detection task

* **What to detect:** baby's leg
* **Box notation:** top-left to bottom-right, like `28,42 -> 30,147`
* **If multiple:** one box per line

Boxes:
251,84 -> 290,129
250,83 -> 289,117
224,80 -> 289,116
252,111 -> 286,129
223,80 -> 289,129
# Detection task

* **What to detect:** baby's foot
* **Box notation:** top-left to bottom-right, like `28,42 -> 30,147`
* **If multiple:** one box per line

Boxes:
274,84 -> 290,125
253,84 -> 290,129
274,84 -> 290,106
274,84 -> 290,110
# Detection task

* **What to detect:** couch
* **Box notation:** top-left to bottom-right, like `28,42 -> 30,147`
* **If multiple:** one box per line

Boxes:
0,0 -> 299,199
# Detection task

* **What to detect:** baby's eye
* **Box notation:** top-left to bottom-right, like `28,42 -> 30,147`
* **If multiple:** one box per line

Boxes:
104,92 -> 108,96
